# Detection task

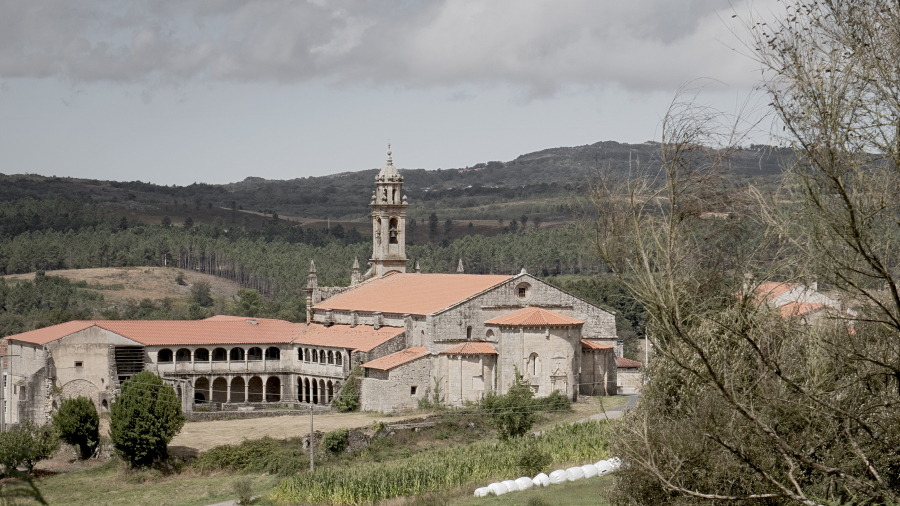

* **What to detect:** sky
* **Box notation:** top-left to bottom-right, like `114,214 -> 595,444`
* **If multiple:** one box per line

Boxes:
0,0 -> 777,186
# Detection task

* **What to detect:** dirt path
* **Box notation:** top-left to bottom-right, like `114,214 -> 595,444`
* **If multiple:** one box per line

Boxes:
171,411 -> 427,453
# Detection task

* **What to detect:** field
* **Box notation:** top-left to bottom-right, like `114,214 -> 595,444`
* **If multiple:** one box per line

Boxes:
2,267 -> 244,307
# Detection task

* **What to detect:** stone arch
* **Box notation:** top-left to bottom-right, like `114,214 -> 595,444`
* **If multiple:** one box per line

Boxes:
230,348 -> 245,361
247,377 -> 264,402
319,352 -> 326,364
101,399 -> 109,411
157,349 -> 173,362
212,377 -> 227,403
298,348 -> 304,361
327,380 -> 334,403
304,378 -> 311,403
212,348 -> 227,362
319,379 -> 326,404
176,348 -> 191,362
312,350 -> 318,363
266,377 -> 281,402
195,377 -> 210,404
195,348 -> 210,361
61,379 -> 99,407
335,352 -> 343,366
230,377 -> 245,403
247,347 -> 263,361
312,379 -> 319,404
486,329 -> 495,339
266,347 -> 280,360
327,351 -> 334,365
389,217 -> 399,244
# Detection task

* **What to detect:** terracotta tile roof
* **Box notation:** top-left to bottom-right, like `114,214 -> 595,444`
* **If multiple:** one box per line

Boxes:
485,307 -> 584,327
780,302 -> 824,318
7,318 -> 401,351
617,357 -> 642,368
439,342 -> 497,355
312,273 -> 512,315
6,321 -> 98,346
361,347 -> 430,371
581,340 -> 613,350
294,325 -> 403,353
755,282 -> 798,300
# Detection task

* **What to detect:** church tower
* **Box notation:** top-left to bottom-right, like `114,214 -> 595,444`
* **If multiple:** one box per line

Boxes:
370,144 -> 408,277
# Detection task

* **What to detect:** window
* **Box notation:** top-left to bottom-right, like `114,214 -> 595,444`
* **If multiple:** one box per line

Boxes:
410,386 -> 417,395
176,348 -> 191,362
230,348 -> 245,361
265,347 -> 280,360
247,347 -> 263,361
320,351 -> 326,364
194,348 -> 210,361
486,329 -> 495,339
516,282 -> 531,300
212,348 -> 227,362
74,361 -> 84,368
157,349 -> 173,362
312,350 -> 318,363
466,326 -> 472,339
327,351 -> 334,365
335,352 -> 343,366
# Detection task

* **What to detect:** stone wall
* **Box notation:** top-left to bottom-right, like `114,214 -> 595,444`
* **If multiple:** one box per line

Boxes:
618,368 -> 642,394
580,348 -> 617,396
437,354 -> 495,406
360,355 -> 432,412
493,326 -> 581,399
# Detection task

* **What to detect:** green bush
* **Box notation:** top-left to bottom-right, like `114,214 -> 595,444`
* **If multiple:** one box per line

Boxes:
193,437 -> 307,476
109,371 -> 185,468
517,444 -> 551,476
332,367 -> 362,412
232,476 -> 253,505
533,390 -> 571,413
479,368 -> 536,439
0,421 -> 60,475
323,428 -> 349,454
52,396 -> 100,459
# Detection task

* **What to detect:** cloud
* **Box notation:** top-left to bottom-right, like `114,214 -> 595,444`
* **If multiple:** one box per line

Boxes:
0,0 -> 767,94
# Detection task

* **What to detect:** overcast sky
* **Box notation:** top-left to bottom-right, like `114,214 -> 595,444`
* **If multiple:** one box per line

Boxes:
0,0 -> 775,185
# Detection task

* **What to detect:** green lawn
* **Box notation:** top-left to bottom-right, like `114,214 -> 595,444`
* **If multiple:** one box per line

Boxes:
451,476 -> 614,506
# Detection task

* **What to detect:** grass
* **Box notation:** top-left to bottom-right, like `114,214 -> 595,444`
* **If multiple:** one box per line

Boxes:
451,475 -> 614,506
24,459 -> 281,506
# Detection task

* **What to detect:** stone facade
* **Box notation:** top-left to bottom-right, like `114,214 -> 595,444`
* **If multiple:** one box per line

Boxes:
360,355 -> 432,412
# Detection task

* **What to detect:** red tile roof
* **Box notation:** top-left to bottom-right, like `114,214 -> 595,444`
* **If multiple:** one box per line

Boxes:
617,357 -> 642,368
485,307 -> 584,327
439,342 -> 497,355
294,324 -> 403,353
361,347 -> 430,371
7,318 -> 402,352
313,273 -> 512,315
779,302 -> 824,318
755,282 -> 798,300
581,340 -> 613,350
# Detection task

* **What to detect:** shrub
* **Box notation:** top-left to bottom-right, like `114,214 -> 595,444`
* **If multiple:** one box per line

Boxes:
323,428 -> 349,454
517,444 -> 551,476
52,396 -> 99,459
110,371 -> 185,468
0,421 -> 60,475
533,390 -> 571,414
332,367 -> 362,412
190,280 -> 213,307
174,272 -> 186,285
480,368 -> 535,439
232,476 -> 253,505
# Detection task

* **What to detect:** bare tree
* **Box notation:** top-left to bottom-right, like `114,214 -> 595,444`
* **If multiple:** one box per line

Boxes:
600,2 -> 900,504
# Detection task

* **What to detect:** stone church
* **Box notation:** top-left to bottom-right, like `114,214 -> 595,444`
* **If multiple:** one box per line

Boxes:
2,147 -> 618,422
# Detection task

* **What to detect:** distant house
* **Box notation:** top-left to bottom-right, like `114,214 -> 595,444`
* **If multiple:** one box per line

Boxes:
752,281 -> 856,325
616,357 -> 642,394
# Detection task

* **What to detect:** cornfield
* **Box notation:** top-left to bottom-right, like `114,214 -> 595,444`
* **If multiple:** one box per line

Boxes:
271,421 -> 609,505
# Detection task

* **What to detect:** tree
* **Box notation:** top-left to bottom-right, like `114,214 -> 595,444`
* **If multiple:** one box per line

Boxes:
233,289 -> 263,317
52,396 -> 99,460
479,368 -> 535,439
443,219 -> 453,239
0,421 -> 59,475
183,216 -> 194,228
110,371 -> 185,468
532,216 -> 542,230
519,214 -> 528,228
189,280 -> 213,307
428,213 -> 439,242
160,216 -> 171,228
407,218 -> 417,245
600,2 -> 900,498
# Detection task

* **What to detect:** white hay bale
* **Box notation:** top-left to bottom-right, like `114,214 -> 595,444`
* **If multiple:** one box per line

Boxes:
566,466 -> 585,481
581,464 -> 599,479
502,480 -> 520,493
488,482 -> 507,495
532,473 -> 550,487
516,477 -> 534,490
595,460 -> 613,475
609,457 -> 622,471
474,487 -> 490,497
549,469 -> 568,484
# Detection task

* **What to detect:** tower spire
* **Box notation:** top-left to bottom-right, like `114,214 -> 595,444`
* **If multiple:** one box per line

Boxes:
370,145 -> 408,277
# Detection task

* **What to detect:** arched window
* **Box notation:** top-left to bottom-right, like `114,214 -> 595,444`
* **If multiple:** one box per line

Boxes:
312,350 -> 318,363
247,347 -> 263,361
327,351 -> 334,365
486,329 -> 495,339
319,351 -> 326,364
298,349 -> 304,361
175,348 -> 191,362
528,353 -> 541,377
389,218 -> 399,244
230,348 -> 245,361
157,349 -> 173,362
305,349 -> 311,362
194,348 -> 210,361
212,348 -> 227,362
335,352 -> 343,366
266,347 -> 280,360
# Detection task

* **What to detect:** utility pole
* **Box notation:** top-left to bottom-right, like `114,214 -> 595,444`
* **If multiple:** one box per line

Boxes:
309,403 -> 315,471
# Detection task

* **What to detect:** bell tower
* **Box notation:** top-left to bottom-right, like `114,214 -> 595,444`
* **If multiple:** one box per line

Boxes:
370,144 -> 408,277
